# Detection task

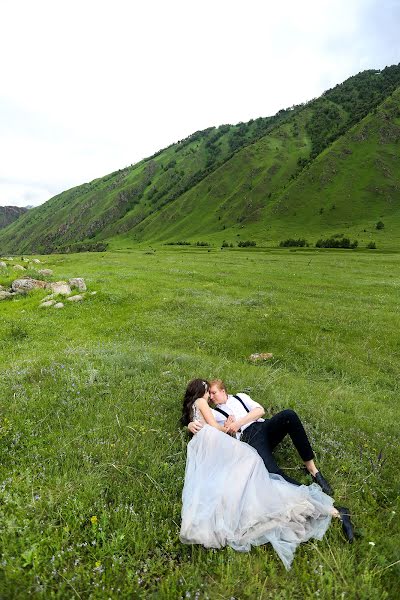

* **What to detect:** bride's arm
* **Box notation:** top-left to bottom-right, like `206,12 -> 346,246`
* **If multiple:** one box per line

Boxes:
195,398 -> 227,432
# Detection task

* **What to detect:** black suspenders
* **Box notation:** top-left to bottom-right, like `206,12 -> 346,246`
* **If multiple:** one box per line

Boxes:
213,394 -> 250,419
233,394 -> 250,413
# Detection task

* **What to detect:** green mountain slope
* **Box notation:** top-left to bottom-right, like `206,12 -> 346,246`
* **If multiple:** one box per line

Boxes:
0,113 -> 298,254
0,206 -> 28,230
1,64 -> 400,253
264,88 -> 400,246
113,84 -> 400,248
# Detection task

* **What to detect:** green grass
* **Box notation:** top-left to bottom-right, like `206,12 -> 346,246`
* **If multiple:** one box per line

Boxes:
0,248 -> 399,598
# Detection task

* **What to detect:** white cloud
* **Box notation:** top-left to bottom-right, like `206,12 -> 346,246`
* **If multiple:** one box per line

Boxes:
0,0 -> 398,206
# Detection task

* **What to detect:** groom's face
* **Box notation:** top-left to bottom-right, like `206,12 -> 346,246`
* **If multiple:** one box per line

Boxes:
209,385 -> 227,405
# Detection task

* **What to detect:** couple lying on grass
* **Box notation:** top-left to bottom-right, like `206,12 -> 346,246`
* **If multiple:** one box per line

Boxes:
180,378 -> 354,570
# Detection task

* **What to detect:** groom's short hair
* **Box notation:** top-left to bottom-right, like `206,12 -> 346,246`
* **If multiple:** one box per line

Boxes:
209,379 -> 228,393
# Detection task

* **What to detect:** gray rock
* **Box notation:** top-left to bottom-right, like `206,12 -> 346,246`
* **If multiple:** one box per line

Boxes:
38,269 -> 53,276
12,278 -> 48,293
53,302 -> 64,309
69,277 -> 86,292
40,300 -> 56,307
50,281 -> 71,295
13,264 -> 26,271
32,259 -> 41,264
67,294 -> 84,302
0,291 -> 14,300
249,352 -> 274,362
0,261 -> 7,268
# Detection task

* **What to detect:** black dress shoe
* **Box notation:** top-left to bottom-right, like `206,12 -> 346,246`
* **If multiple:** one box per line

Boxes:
312,471 -> 333,495
337,506 -> 354,543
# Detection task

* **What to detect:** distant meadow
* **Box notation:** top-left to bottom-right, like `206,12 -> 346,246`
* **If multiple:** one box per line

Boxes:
0,246 -> 399,598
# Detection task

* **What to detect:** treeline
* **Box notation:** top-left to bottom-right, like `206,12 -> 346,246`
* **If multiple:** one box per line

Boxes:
315,237 -> 358,249
279,237 -> 378,249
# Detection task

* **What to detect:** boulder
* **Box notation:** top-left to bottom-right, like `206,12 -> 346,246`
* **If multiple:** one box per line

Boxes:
40,300 -> 56,307
69,277 -> 86,292
50,281 -> 71,295
12,278 -> 48,293
0,291 -> 14,300
38,269 -> 53,276
0,261 -> 7,268
32,259 -> 41,264
13,264 -> 26,271
53,302 -> 64,309
67,294 -> 84,302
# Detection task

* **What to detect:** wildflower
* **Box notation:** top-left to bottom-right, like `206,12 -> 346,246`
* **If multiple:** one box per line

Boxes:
95,561 -> 101,568
90,515 -> 98,525
368,541 -> 375,547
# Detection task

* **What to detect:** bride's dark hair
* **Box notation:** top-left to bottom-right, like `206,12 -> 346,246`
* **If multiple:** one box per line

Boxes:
180,379 -> 210,427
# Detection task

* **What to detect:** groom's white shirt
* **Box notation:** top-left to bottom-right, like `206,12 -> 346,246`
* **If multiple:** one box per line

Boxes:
211,393 -> 265,439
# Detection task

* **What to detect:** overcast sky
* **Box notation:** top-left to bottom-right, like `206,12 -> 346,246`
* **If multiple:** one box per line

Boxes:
1,0 -> 399,207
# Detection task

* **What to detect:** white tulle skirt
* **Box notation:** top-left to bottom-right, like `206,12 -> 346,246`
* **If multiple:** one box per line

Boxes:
180,425 -> 334,569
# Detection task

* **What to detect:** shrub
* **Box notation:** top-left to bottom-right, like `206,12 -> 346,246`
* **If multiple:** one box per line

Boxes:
279,238 -> 308,247
164,241 -> 191,246
367,241 -> 377,249
376,221 -> 385,230
315,237 -> 358,249
238,240 -> 257,247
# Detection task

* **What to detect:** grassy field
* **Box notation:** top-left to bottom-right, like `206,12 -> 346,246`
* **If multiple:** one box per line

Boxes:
0,247 -> 399,599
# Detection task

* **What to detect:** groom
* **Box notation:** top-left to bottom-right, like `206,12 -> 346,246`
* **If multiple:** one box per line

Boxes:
188,379 -> 333,493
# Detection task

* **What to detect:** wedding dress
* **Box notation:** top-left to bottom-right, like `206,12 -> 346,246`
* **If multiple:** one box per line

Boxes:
180,404 -> 334,570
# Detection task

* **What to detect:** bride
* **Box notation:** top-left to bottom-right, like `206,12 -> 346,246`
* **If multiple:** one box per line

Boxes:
180,379 -> 352,570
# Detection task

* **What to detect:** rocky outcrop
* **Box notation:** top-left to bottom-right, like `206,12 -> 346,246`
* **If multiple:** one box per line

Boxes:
11,278 -> 48,293
0,274 -> 90,306
49,281 -> 71,295
0,206 -> 28,230
69,277 -> 86,291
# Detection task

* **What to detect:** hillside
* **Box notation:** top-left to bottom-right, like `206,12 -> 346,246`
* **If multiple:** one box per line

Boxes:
0,64 -> 400,253
264,88 -> 400,246
114,82 -> 400,248
0,206 -> 28,230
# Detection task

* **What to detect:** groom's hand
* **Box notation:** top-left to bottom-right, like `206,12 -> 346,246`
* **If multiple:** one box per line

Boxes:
225,421 -> 241,434
188,420 -> 203,435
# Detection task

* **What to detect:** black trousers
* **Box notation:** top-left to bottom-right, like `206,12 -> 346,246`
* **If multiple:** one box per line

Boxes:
241,409 -> 314,486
